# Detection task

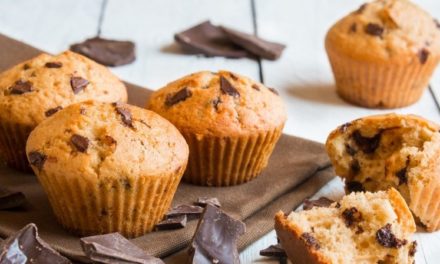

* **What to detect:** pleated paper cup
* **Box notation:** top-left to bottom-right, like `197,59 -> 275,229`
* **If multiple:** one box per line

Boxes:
182,125 -> 284,187
0,120 -> 34,171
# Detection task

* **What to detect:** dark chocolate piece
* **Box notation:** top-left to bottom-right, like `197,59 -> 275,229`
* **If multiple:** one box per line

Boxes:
350,160 -> 361,174
45,62 -> 63,68
70,76 -> 89,94
0,187 -> 26,210
355,226 -> 364,234
165,204 -> 204,219
80,233 -> 163,264
352,130 -> 382,154
268,87 -> 279,95
220,76 -> 240,97
259,243 -> 287,258
155,215 -> 187,230
165,87 -> 192,106
45,106 -> 63,117
174,21 -> 248,58
28,151 -> 47,171
23,64 -> 31,70
0,223 -> 71,264
220,26 -> 286,60
435,19 -> 440,29
303,197 -> 334,210
409,241 -> 417,257
114,103 -> 134,128
10,80 -> 33,95
346,181 -> 365,193
376,224 -> 407,248
345,144 -> 356,156
251,84 -> 260,91
339,122 -> 352,133
396,166 -> 408,185
300,233 -> 320,250
342,207 -> 363,227
71,37 -> 136,67
195,197 -> 221,208
71,134 -> 89,153
212,97 -> 222,111
418,48 -> 429,64
188,204 -> 245,264
364,23 -> 384,37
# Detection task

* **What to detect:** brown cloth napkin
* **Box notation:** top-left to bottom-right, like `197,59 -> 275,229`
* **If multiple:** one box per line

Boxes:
0,34 -> 335,262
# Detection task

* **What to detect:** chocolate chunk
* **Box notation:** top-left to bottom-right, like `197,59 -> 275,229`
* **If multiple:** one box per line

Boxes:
70,76 -> 89,94
346,181 -> 365,193
409,241 -> 417,257
71,134 -> 89,153
165,204 -> 204,219
251,84 -> 260,91
0,224 -> 71,264
70,37 -> 136,67
303,197 -> 334,210
188,204 -> 245,264
434,19 -> 440,29
349,23 -> 357,33
342,207 -> 363,227
220,26 -> 286,60
396,166 -> 408,185
195,197 -> 221,208
155,215 -> 187,230
350,160 -> 361,174
339,122 -> 352,133
259,244 -> 287,258
165,87 -> 192,106
268,87 -> 279,95
114,103 -> 134,128
10,80 -> 33,95
45,61 -> 63,68
174,21 -> 248,58
28,151 -> 47,171
212,97 -> 222,111
345,144 -> 356,156
45,106 -> 63,117
364,23 -> 384,37
376,224 -> 407,248
352,130 -> 382,154
355,226 -> 364,234
0,187 -> 26,210
80,108 -> 87,115
418,48 -> 430,64
80,233 -> 163,264
23,64 -> 31,70
220,76 -> 240,97
300,233 -> 320,250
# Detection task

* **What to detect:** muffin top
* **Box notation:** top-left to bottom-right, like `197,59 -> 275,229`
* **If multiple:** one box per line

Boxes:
26,101 -> 189,179
0,51 -> 127,127
146,71 -> 287,136
325,0 -> 440,63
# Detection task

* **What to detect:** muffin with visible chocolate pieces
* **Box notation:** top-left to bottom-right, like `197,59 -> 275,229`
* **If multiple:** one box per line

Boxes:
325,0 -> 440,108
0,51 -> 127,171
26,101 -> 188,237
275,188 -> 417,264
326,113 -> 440,231
146,71 -> 286,186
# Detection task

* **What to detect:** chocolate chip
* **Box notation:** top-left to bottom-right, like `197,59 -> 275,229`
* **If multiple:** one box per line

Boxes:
80,108 -> 87,115
45,62 -> 63,68
0,187 -> 26,210
303,197 -> 334,210
355,226 -> 364,234
434,19 -> 440,29
376,224 -> 407,248
300,233 -> 320,250
342,207 -> 363,227
10,80 -> 33,95
165,87 -> 192,106
70,76 -> 89,94
212,97 -> 222,111
345,144 -> 356,156
195,197 -> 221,208
28,151 -> 47,171
396,166 -> 408,185
409,241 -> 417,257
166,204 -> 204,219
71,134 -> 89,153
155,215 -> 187,230
45,106 -> 63,117
418,48 -> 430,64
23,64 -> 30,70
251,84 -> 260,91
259,244 -> 287,258
352,130 -> 382,154
350,160 -> 361,174
364,23 -> 384,37
268,87 -> 279,95
220,76 -> 240,97
346,181 -> 365,193
349,23 -> 357,33
114,103 -> 133,128
339,122 -> 352,133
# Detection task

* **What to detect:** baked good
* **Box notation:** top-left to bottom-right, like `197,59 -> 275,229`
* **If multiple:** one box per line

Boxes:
326,113 -> 440,231
275,188 -> 417,264
146,71 -> 286,186
0,51 -> 127,171
325,0 -> 440,108
26,101 -> 188,237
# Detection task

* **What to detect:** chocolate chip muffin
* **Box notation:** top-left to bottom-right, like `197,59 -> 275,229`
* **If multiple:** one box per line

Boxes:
325,0 -> 440,108
26,101 -> 188,237
0,51 -> 127,171
275,188 -> 416,264
326,114 -> 440,231
146,71 -> 286,186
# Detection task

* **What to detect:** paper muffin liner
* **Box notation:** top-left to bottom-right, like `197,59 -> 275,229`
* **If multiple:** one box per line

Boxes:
0,120 -> 34,171
34,165 -> 186,238
326,47 -> 439,109
181,125 -> 284,186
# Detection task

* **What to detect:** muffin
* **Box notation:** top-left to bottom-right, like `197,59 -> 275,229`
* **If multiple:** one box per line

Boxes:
325,0 -> 440,108
275,188 -> 417,264
26,101 -> 189,237
146,71 -> 286,186
0,51 -> 127,171
326,113 -> 440,231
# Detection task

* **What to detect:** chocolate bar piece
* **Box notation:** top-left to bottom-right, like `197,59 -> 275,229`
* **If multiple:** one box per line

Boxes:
303,197 -> 335,210
155,215 -> 187,231
195,197 -> 221,208
259,243 -> 287,258
0,187 -> 26,210
165,204 -> 204,219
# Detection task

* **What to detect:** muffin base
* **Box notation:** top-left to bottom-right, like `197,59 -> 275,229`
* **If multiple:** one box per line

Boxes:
0,120 -> 33,171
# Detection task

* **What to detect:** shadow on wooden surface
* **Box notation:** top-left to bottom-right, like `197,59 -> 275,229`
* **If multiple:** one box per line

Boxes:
287,84 -> 347,106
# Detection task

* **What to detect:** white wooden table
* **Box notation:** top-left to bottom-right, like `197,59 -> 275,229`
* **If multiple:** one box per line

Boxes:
1,0 -> 439,263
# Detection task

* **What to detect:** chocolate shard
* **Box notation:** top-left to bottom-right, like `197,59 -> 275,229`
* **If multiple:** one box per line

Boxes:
364,23 -> 384,37
220,26 -> 286,60
259,244 -> 287,258
220,76 -> 240,97
70,37 -> 136,67
0,223 -> 71,264
251,84 -> 260,91
212,97 -> 222,111
0,187 -> 26,210
155,215 -> 187,231
28,151 -> 47,171
346,181 -> 365,193
174,21 -> 248,58
188,204 -> 245,264
195,197 -> 221,208
409,241 -> 417,257
70,76 -> 89,94
114,103 -> 134,128
80,233 -> 164,264
418,48 -> 430,64
300,233 -> 320,250
45,106 -> 63,117
268,87 -> 279,95
45,62 -> 63,68
165,87 -> 192,106
71,134 -> 89,153
303,197 -> 334,210
376,224 -> 407,248
10,80 -> 33,95
165,204 -> 204,220
342,207 -> 363,227
435,19 -> 440,29
352,130 -> 382,154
